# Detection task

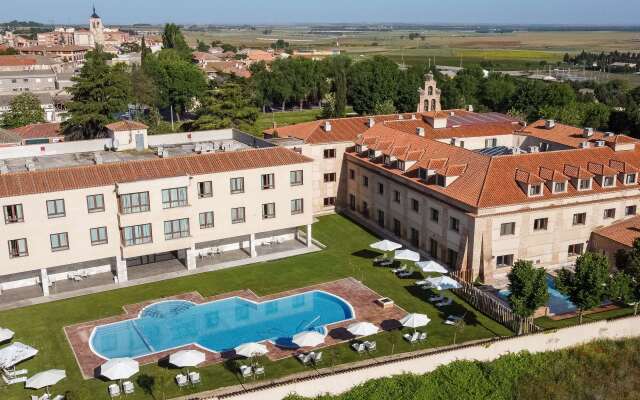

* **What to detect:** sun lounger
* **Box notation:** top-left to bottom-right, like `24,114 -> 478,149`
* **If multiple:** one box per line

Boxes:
296,352 -> 312,365
239,365 -> 253,378
176,373 -> 188,387
379,260 -> 394,267
445,315 -> 464,326
254,365 -> 265,377
122,380 -> 134,394
391,265 -> 406,273
3,367 -> 28,378
312,351 -> 323,364
364,341 -> 377,352
397,269 -> 414,278
189,371 -> 201,384
351,342 -> 366,353
108,383 -> 121,397
436,298 -> 453,307
429,295 -> 445,302
51,395 -> 64,400
403,332 -> 419,344
415,279 -> 429,286
2,374 -> 27,385
418,332 -> 427,341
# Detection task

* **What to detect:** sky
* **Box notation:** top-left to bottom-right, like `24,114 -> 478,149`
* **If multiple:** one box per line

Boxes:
4,0 -> 640,26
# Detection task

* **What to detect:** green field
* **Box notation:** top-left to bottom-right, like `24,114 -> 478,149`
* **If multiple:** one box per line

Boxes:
246,109 -> 322,136
0,215 -> 510,400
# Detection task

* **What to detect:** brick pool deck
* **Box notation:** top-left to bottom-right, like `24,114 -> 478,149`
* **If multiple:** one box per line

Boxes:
64,278 -> 407,379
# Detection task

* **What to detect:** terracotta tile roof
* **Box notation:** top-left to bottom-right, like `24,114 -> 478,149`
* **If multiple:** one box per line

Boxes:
0,55 -> 36,66
538,167 -> 568,182
0,128 -> 22,144
106,120 -> 149,132
440,164 -> 468,177
586,162 -> 617,176
11,122 -> 62,139
609,159 -> 638,173
521,120 -> 638,149
515,169 -> 544,185
0,147 -> 311,199
593,216 -> 640,248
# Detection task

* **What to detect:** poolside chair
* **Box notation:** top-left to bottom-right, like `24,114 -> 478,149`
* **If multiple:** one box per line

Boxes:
403,332 -> 419,344
296,352 -> 312,365
123,380 -> 134,394
418,332 -> 428,341
239,365 -> 253,378
312,351 -> 323,364
436,298 -> 453,307
391,265 -> 406,273
254,365 -> 265,378
108,383 -> 121,397
397,269 -> 414,278
2,374 -> 26,384
429,295 -> 445,303
379,259 -> 394,267
445,315 -> 464,326
51,396 -> 64,400
351,342 -> 366,353
31,396 -> 38,400
415,279 -> 429,287
176,373 -> 188,387
189,371 -> 201,384
364,341 -> 377,352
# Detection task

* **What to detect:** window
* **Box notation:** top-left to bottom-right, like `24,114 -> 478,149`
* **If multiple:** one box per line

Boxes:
496,254 -> 514,268
485,138 -> 497,148
362,201 -> 369,217
349,169 -> 355,180
8,238 -> 28,258
231,207 -> 245,224
378,183 -> 384,195
162,187 -> 188,208
449,217 -> 460,233
377,210 -> 385,227
362,176 -> 369,187
230,177 -> 245,194
447,248 -> 458,268
120,192 -> 150,214
410,228 -> 420,247
261,173 -> 275,190
290,170 -> 304,186
198,181 -> 213,198
626,205 -> 637,216
349,194 -> 356,211
578,179 -> 591,191
3,204 -> 23,224
568,243 -> 584,257
435,174 -> 446,187
529,184 -> 542,196
199,211 -> 214,229
553,182 -> 566,193
324,197 -> 336,207
500,222 -> 516,236
603,208 -> 616,219
86,194 -> 104,213
533,218 -> 548,231
122,224 -> 152,246
430,239 -> 438,258
50,232 -> 69,252
393,219 -> 401,236
603,176 -> 615,188
46,199 -> 65,218
430,208 -> 439,223
323,148 -> 336,159
572,212 -> 587,226
393,190 -> 400,203
625,173 -> 637,185
262,202 -> 276,219
90,227 -> 108,245
411,198 -> 420,213
164,218 -> 190,240
291,199 -> 304,215
324,173 -> 337,183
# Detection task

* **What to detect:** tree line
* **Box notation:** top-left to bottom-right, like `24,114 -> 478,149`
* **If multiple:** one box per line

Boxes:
564,50 -> 640,71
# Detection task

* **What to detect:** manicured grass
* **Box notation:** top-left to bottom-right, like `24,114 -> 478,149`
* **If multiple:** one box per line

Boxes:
536,306 -> 636,330
0,214 -> 510,399
245,109 -> 323,136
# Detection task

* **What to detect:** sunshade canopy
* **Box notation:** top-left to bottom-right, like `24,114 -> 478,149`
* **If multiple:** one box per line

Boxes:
0,342 -> 38,368
346,322 -> 379,337
416,260 -> 449,274
292,331 -> 326,347
426,276 -> 461,290
25,369 -> 66,389
234,342 -> 269,358
399,313 -> 431,328
394,249 -> 420,262
100,358 -> 139,380
0,328 -> 15,342
169,350 -> 205,368
369,240 -> 402,252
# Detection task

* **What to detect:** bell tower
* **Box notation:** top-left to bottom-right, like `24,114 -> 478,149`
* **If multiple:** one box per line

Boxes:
417,73 -> 441,113
89,5 -> 104,47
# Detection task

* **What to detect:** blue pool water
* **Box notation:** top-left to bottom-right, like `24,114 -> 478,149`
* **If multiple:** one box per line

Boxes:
90,291 -> 354,359
499,275 -> 577,315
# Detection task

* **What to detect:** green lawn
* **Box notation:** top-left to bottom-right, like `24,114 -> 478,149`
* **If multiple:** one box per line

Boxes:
245,109 -> 323,136
0,214 -> 510,400
536,306 -> 636,330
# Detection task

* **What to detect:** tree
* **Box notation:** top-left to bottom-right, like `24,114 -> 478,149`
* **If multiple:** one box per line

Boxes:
129,64 -> 158,118
322,55 -> 351,117
188,81 -> 258,131
196,40 -> 210,52
1,92 -> 45,128
374,99 -> 397,115
556,252 -> 611,324
120,42 -> 140,54
161,23 -> 191,58
612,238 -> 640,315
481,74 -> 517,112
63,48 -> 131,140
348,56 -> 400,115
507,260 -> 548,334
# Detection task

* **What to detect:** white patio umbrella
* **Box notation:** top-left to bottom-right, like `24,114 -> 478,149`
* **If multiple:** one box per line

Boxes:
0,342 -> 38,369
234,342 -> 269,358
426,276 -> 461,291
369,240 -> 402,252
292,331 -> 326,348
394,249 -> 420,262
399,313 -> 431,332
100,358 -> 139,381
416,260 -> 449,274
346,322 -> 379,337
169,350 -> 205,368
26,369 -> 66,394
0,327 -> 14,342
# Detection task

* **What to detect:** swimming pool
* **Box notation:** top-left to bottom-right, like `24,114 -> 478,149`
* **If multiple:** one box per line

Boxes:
90,290 -> 354,359
499,274 -> 576,315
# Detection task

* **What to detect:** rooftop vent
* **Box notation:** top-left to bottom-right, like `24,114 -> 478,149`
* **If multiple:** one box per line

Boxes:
545,119 -> 556,129
467,105 -> 474,112
449,111 -> 455,117
411,114 -> 416,120
93,152 -> 103,165
398,115 -> 404,120
323,121 -> 332,132
529,146 -> 539,153
25,160 -> 36,171
604,131 -> 615,138
160,149 -> 169,158
156,146 -> 164,156
416,127 -> 425,137
367,118 -> 375,128
579,141 -> 590,148
583,127 -> 594,138
594,140 -> 606,147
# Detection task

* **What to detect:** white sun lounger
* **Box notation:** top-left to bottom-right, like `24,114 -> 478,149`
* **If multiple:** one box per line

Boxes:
176,373 -> 188,387
445,315 -> 464,326
436,298 -> 453,307
189,371 -> 201,384
51,395 -> 64,400
108,383 -> 121,397
364,341 -> 377,352
418,332 -> 427,341
123,380 -> 134,394
2,374 -> 27,385
403,332 -> 420,344
379,260 -> 394,267
429,295 -> 445,302
239,365 -> 253,378
397,269 -> 414,278
391,265 -> 406,273
351,342 -> 366,353
311,351 -> 323,364
296,353 -> 313,365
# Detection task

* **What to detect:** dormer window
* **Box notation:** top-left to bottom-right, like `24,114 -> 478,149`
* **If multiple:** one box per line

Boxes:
435,175 -> 446,187
578,178 -> 592,191
602,176 -> 616,188
418,168 -> 428,181
625,173 -> 637,185
383,155 -> 392,166
553,181 -> 567,193
529,184 -> 542,197
367,149 -> 376,159
356,144 -> 363,153
398,160 -> 406,171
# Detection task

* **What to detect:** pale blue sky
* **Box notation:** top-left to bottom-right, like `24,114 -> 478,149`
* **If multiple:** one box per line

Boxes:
4,0 -> 640,25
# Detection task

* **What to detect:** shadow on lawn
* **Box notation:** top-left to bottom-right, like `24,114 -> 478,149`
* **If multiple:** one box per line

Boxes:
351,249 -> 380,259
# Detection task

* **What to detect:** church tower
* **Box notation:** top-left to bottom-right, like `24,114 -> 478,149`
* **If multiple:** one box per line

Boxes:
89,6 -> 104,47
417,73 -> 442,113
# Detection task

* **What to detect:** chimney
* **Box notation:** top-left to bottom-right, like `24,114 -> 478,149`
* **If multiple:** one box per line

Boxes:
398,115 -> 404,120
367,117 -> 375,128
416,127 -> 425,137
579,141 -> 590,148
604,131 -> 615,138
467,104 -> 474,112
426,113 -> 448,129
583,127 -> 594,138
411,114 -> 416,120
323,121 -> 332,132
545,119 -> 556,129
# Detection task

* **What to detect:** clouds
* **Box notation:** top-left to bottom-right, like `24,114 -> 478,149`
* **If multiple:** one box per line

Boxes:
4,0 -> 640,25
